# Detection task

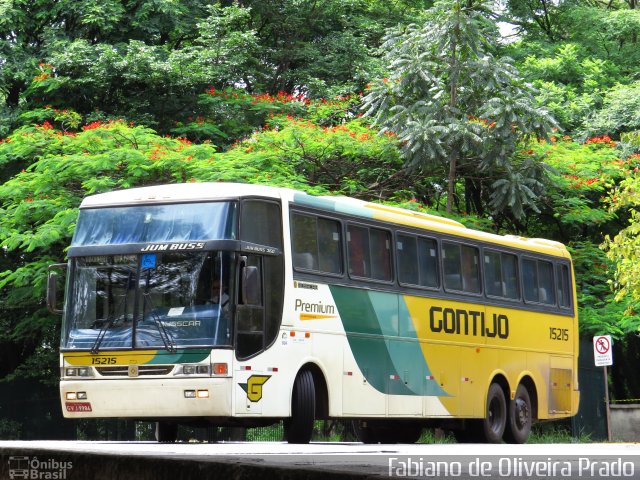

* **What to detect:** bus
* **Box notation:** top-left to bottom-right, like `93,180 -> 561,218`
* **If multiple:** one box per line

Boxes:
48,182 -> 579,444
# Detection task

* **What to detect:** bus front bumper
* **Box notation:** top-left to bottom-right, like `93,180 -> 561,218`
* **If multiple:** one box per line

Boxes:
60,377 -> 232,419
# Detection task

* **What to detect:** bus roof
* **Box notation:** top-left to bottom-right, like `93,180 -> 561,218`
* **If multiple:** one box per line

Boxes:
79,182 -> 283,208
79,182 -> 569,258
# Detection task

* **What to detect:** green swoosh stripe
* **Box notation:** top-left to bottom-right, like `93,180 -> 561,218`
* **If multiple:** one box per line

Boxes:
330,285 -> 447,397
147,349 -> 211,364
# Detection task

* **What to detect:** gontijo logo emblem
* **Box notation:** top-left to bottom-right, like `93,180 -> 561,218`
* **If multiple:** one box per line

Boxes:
239,375 -> 271,402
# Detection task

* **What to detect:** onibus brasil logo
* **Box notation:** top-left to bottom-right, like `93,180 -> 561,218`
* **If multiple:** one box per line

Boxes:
8,456 -> 73,479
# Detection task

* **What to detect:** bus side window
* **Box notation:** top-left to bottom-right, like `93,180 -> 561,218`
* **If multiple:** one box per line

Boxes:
522,258 -> 538,302
418,237 -> 439,288
397,234 -> 419,285
556,264 -> 572,308
347,225 -> 370,277
370,228 -> 392,281
317,218 -> 342,274
460,245 -> 480,293
502,253 -> 519,299
348,224 -> 391,281
484,250 -> 503,297
443,242 -> 462,291
522,258 -> 556,305
485,250 -> 519,300
538,260 -> 555,305
398,234 -> 438,289
291,213 -> 342,274
292,213 -> 319,270
443,242 -> 479,293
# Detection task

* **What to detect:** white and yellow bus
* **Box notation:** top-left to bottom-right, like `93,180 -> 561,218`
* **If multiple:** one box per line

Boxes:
49,182 -> 579,444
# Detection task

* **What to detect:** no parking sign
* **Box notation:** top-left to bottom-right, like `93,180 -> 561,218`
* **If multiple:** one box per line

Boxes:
593,335 -> 613,367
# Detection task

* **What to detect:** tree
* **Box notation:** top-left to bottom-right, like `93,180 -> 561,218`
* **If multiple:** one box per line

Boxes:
363,0 -> 557,221
583,82 -> 640,137
603,156 -> 640,304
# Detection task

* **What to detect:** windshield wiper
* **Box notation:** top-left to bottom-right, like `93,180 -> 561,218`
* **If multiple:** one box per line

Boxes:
91,314 -> 118,354
91,294 -> 128,354
143,293 -> 177,353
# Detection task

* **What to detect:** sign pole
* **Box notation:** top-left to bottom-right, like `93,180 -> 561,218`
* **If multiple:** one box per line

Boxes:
604,364 -> 612,442
593,335 -> 613,442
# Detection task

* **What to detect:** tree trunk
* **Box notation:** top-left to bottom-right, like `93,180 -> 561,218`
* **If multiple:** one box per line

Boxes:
446,149 -> 458,214
445,9 -> 460,214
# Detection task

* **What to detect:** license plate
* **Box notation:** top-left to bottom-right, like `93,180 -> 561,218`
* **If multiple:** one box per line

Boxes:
65,402 -> 92,412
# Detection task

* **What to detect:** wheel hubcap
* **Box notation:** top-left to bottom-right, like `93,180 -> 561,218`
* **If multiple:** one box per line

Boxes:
514,397 -> 529,429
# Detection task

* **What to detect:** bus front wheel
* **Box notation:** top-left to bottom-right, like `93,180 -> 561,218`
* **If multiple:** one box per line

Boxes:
482,383 -> 507,443
503,383 -> 532,444
284,370 -> 316,444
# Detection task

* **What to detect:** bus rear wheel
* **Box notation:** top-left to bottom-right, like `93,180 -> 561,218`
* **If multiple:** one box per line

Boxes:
284,370 -> 316,444
482,383 -> 507,443
503,383 -> 532,444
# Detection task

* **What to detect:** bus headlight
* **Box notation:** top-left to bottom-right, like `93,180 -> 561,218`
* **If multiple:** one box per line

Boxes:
175,364 -> 210,376
63,367 -> 93,378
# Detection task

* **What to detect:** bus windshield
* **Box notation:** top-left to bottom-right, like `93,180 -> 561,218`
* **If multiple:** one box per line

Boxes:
72,202 -> 236,246
62,251 -> 234,350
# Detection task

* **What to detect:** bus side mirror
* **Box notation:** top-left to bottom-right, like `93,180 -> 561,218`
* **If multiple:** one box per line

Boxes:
47,264 -> 67,315
241,266 -> 261,306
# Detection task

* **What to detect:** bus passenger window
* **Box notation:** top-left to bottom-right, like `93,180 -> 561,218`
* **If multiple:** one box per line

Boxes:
317,218 -> 342,274
242,201 -> 282,248
370,228 -> 391,281
484,251 -> 502,297
348,225 -> 391,281
398,235 -> 419,285
443,242 -> 479,293
556,264 -> 571,308
292,214 -> 319,270
348,225 -> 370,277
418,237 -> 439,288
538,260 -> 555,305
502,253 -> 519,299
523,258 -> 556,305
461,245 -> 480,293
484,250 -> 519,299
522,259 -> 538,302
443,242 -> 462,290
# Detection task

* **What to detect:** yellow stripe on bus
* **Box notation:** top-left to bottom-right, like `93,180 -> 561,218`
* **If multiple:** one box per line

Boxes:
64,351 -> 158,366
300,313 -> 337,321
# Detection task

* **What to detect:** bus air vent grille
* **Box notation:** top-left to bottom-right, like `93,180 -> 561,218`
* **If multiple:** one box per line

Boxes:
96,365 -> 174,376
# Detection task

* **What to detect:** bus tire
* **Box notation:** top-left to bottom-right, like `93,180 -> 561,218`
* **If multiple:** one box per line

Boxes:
482,383 -> 507,443
155,421 -> 178,443
284,369 -> 315,444
503,383 -> 532,444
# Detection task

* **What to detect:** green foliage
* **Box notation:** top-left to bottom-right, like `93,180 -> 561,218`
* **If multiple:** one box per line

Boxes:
2,0 -> 424,135
603,155 -> 640,306
562,7 -> 640,76
518,44 -> 618,133
249,115 -> 407,198
363,0 -> 557,220
583,82 -> 640,138
570,241 -> 640,339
